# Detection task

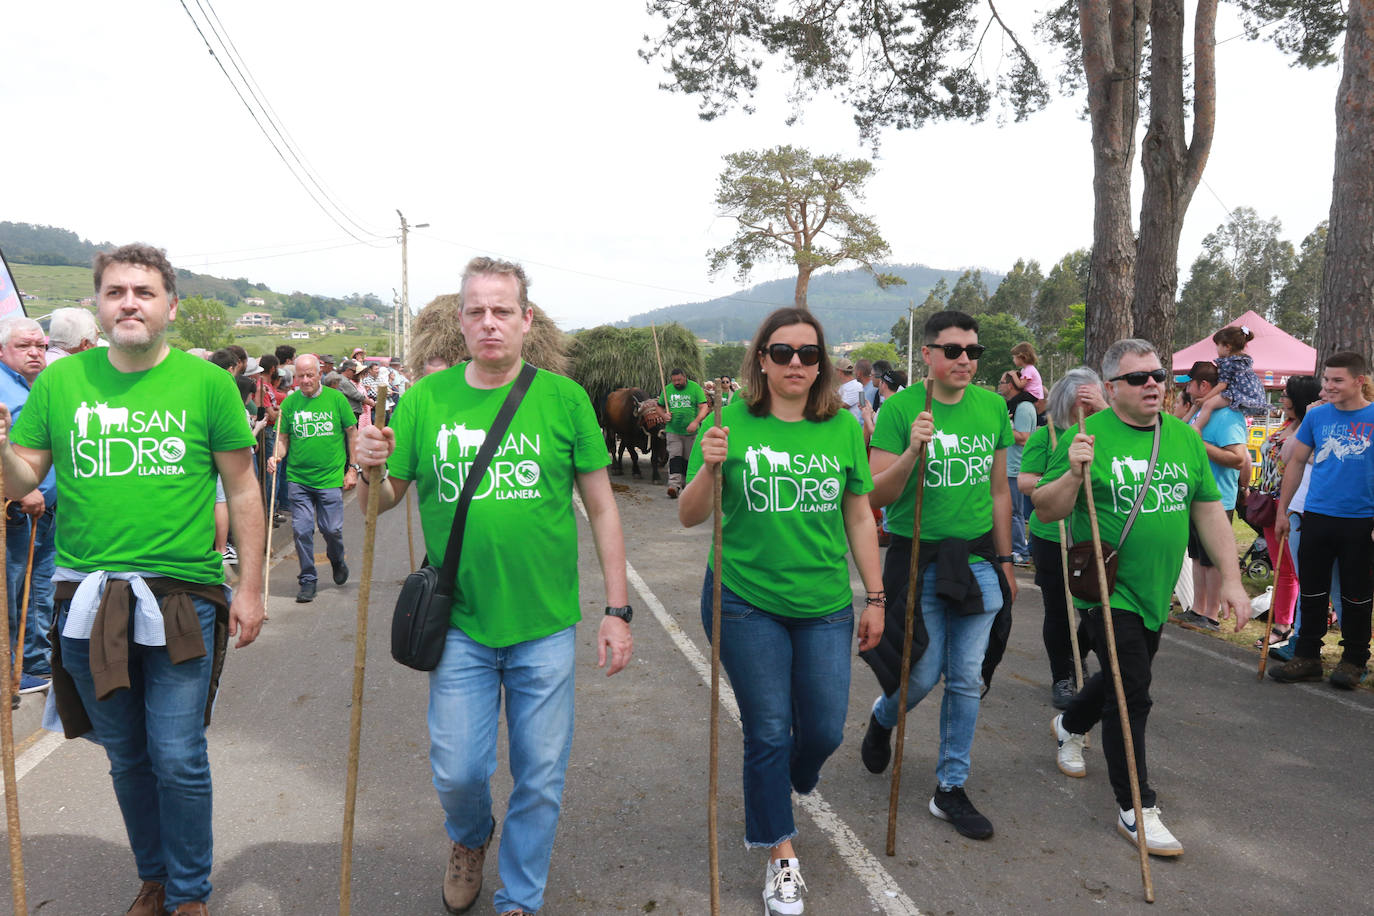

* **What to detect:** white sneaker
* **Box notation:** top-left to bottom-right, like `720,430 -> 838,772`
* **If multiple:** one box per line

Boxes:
222,544 -> 238,565
763,858 -> 806,915
1053,714 -> 1086,778
1117,805 -> 1184,856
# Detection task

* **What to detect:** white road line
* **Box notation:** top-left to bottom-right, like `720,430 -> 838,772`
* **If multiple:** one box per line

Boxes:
0,731 -> 65,799
1161,630 -> 1374,715
621,560 -> 926,915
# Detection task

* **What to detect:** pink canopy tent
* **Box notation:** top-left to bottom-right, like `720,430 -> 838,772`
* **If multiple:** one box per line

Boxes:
1171,310 -> 1317,388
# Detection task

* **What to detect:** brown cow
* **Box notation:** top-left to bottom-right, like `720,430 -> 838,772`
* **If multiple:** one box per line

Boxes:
603,387 -> 668,482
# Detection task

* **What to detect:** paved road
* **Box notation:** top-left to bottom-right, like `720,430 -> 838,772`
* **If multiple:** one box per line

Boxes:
2,468 -> 1372,915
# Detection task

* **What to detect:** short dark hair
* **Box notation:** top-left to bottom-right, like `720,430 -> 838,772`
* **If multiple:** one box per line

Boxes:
234,375 -> 256,401
275,344 -> 297,364
1285,375 -> 1321,421
872,359 -> 892,376
1187,360 -> 1219,386
258,353 -> 279,379
670,367 -> 686,378
923,310 -> 979,344
227,345 -> 248,365
1325,350 -> 1369,377
209,348 -> 236,371
93,243 -> 178,299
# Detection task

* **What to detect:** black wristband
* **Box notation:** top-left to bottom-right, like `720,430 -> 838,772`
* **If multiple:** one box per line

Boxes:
995,555 -> 1015,565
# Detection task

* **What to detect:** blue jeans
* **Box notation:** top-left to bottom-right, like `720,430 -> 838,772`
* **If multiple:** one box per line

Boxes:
700,570 -> 853,848
873,561 -> 1001,789
428,625 -> 576,914
287,482 -> 345,584
59,595 -> 218,907
7,507 -> 56,675
1009,476 -> 1029,557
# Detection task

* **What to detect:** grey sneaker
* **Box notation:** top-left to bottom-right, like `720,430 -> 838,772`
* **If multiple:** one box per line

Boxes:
1174,609 -> 1219,632
1053,714 -> 1086,778
443,818 -> 495,914
1329,661 -> 1366,690
763,857 -> 806,915
1051,678 -> 1075,709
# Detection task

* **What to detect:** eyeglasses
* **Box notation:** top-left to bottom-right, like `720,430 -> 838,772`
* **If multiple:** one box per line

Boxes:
928,343 -> 987,360
762,343 -> 822,366
1109,369 -> 1168,386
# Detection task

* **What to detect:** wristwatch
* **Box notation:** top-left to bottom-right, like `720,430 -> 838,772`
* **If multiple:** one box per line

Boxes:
348,463 -> 362,471
604,605 -> 634,623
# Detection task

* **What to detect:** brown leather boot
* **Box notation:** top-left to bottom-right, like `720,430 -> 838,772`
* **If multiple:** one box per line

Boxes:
443,817 -> 495,914
170,903 -> 209,915
125,881 -> 165,916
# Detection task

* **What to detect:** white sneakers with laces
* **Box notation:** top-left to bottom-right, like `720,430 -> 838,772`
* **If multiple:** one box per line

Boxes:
1053,714 -> 1086,777
1117,805 -> 1184,856
763,857 -> 806,915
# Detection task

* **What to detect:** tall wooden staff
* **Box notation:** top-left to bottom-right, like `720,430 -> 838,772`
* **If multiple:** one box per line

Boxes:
886,380 -> 935,856
263,411 -> 284,597
339,384 -> 388,915
10,518 -> 36,692
1046,423 -> 1086,693
1077,407 -> 1153,902
707,395 -> 724,915
0,465 -> 28,913
1257,533 -> 1288,680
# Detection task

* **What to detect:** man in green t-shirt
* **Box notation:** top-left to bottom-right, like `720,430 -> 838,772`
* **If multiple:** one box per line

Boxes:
0,243 -> 264,916
658,367 -> 708,498
354,257 -> 631,916
1035,338 -> 1249,859
268,354 -> 358,603
859,310 -> 1016,842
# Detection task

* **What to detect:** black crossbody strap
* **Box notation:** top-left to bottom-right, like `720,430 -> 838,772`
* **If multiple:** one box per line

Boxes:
438,362 -> 538,589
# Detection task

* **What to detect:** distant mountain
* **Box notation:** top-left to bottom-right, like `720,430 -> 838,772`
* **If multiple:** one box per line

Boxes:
617,263 -> 1003,342
0,221 -> 111,267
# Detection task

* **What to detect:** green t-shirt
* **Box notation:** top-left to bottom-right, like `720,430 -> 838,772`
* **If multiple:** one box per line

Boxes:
280,387 -> 356,489
1040,410 -> 1220,629
686,402 -> 872,616
10,348 -> 254,582
1022,424 -> 1067,543
387,362 -> 609,647
870,382 -> 1012,553
660,380 -> 705,435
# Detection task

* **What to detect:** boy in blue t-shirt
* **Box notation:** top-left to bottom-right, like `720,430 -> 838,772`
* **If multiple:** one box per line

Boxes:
1273,351 -> 1374,689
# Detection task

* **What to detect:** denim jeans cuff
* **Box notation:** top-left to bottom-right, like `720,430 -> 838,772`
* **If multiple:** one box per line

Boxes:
744,828 -> 797,850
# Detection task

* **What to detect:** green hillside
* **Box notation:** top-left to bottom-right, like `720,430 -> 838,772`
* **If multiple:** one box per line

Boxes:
618,263 -> 1003,343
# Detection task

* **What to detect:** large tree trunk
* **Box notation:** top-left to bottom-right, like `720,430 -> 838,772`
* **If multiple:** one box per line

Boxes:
1079,0 -> 1148,370
794,266 -> 812,309
1316,0 -> 1374,366
1134,0 -> 1215,369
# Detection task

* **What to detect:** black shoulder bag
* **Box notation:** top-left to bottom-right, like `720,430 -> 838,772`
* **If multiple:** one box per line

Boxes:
1065,417 -> 1160,604
391,362 -> 538,670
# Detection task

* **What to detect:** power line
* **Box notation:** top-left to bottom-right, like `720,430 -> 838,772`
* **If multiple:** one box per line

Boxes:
173,238 -> 386,269
174,0 -> 389,247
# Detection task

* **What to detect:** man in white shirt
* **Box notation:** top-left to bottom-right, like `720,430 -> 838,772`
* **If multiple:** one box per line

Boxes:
836,357 -> 864,423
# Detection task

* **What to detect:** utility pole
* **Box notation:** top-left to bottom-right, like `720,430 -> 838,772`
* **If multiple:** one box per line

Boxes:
397,210 -> 429,363
907,300 -> 914,380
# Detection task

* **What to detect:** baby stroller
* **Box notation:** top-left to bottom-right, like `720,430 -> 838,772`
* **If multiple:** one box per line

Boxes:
1235,493 -> 1272,579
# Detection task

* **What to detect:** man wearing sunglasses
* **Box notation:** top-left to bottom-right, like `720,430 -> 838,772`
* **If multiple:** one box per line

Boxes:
1035,339 -> 1249,859
658,368 -> 709,499
858,310 -> 1016,841
1174,361 -> 1248,632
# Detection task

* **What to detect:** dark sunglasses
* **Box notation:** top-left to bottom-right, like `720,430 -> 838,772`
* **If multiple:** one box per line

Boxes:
929,343 -> 987,360
762,343 -> 822,366
1109,369 -> 1168,386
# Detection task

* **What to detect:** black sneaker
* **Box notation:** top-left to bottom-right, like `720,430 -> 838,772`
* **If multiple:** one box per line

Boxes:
1268,656 -> 1323,683
332,560 -> 350,586
296,581 -> 317,603
1051,678 -> 1075,710
1175,609 -> 1220,632
929,785 -> 993,839
860,712 -> 893,774
1329,661 -> 1366,690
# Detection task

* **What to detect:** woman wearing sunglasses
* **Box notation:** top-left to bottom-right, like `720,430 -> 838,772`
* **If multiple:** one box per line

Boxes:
679,307 -> 883,916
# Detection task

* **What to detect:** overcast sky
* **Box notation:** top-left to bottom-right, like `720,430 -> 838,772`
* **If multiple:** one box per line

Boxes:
4,2 -> 1343,331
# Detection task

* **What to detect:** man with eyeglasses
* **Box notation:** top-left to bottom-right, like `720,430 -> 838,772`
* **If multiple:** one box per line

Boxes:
1035,339 -> 1249,859
1173,361 -> 1248,632
658,367 -> 709,499
858,310 -> 1016,841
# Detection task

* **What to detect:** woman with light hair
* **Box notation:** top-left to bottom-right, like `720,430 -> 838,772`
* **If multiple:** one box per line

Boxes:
45,307 -> 100,363
1017,367 -> 1108,710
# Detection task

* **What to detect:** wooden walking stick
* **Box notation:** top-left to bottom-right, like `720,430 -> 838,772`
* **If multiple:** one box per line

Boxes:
1257,533 -> 1288,680
886,379 -> 936,857
1077,407 -> 1153,902
263,411 -> 284,597
1047,423 -> 1086,693
706,394 -> 724,916
11,517 -> 37,693
339,383 -> 388,916
0,469 -> 29,914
